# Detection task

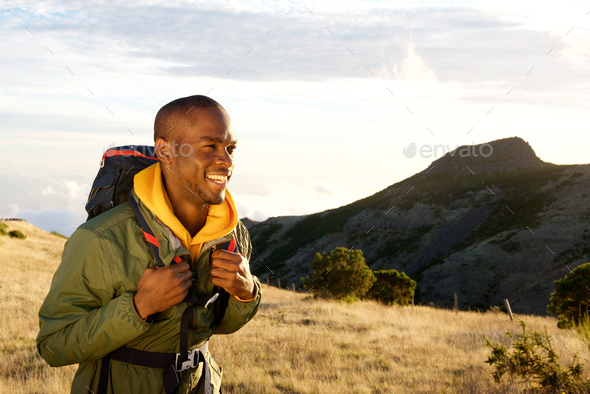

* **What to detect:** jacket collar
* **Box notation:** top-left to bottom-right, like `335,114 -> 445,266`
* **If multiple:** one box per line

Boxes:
128,189 -> 236,266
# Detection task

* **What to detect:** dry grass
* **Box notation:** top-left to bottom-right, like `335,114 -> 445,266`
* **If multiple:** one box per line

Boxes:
2,219 -> 590,393
214,289 -> 590,394
0,220 -> 74,394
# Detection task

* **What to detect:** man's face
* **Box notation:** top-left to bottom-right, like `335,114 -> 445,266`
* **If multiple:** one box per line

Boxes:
169,107 -> 237,206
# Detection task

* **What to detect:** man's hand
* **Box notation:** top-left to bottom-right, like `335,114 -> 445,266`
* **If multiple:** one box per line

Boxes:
133,262 -> 193,320
210,249 -> 255,300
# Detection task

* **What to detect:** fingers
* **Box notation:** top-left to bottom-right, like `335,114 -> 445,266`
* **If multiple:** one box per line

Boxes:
211,276 -> 231,289
211,249 -> 240,260
211,254 -> 244,271
211,260 -> 233,272
179,269 -> 193,283
172,261 -> 190,272
211,266 -> 234,278
180,277 -> 193,290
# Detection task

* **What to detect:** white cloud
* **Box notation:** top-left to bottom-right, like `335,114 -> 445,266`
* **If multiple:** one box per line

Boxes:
0,0 -> 589,225
0,174 -> 90,233
391,43 -> 439,85
232,179 -> 358,221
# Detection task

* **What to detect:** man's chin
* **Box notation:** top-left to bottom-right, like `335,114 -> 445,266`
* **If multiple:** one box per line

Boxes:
205,192 -> 225,206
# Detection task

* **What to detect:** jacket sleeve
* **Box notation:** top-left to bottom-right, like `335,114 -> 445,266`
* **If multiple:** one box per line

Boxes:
213,222 -> 262,335
213,276 -> 262,335
36,227 -> 151,367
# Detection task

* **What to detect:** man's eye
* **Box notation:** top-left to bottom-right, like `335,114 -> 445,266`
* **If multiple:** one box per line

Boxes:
227,146 -> 236,154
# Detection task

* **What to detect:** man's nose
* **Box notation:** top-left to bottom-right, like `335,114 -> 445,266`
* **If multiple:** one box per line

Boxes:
216,147 -> 234,168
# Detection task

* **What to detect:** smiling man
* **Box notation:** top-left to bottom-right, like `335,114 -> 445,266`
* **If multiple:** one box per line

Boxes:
37,95 -> 262,394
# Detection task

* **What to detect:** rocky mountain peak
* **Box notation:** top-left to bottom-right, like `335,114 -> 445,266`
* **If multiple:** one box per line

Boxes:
424,137 -> 546,176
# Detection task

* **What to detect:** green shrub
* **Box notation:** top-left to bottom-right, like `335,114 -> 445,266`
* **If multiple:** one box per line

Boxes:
547,262 -> 590,328
301,247 -> 376,302
51,230 -> 68,239
364,269 -> 416,305
485,318 -> 588,392
0,223 -> 7,235
8,230 -> 26,239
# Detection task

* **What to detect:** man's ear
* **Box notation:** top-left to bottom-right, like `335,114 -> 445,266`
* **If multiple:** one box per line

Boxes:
155,137 -> 172,164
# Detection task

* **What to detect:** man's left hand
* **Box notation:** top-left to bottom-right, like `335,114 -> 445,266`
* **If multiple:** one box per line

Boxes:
210,249 -> 255,300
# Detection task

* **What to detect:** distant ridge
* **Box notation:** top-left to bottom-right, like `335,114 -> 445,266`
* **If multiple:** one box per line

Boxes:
245,136 -> 590,315
240,217 -> 259,229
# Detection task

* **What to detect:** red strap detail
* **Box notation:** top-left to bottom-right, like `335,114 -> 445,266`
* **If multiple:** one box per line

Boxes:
173,256 -> 182,264
102,149 -> 158,161
143,231 -> 159,247
228,200 -> 235,225
228,239 -> 236,253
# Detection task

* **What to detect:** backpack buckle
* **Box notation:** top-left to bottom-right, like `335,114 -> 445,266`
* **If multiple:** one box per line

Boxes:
175,349 -> 199,372
204,292 -> 219,308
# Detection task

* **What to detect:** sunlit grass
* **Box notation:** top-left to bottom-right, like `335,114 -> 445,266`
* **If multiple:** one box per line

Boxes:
1,220 -> 589,393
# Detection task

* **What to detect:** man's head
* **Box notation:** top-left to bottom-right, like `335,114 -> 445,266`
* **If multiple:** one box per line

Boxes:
154,95 -> 236,207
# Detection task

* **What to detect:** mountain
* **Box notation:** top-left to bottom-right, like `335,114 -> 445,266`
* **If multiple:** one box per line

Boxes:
244,137 -> 590,315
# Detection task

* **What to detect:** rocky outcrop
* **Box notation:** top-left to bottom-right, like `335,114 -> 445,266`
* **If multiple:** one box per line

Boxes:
423,137 -> 547,176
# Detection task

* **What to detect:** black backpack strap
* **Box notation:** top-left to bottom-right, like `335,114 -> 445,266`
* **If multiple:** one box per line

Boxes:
126,190 -> 165,267
213,236 -> 238,327
97,353 -> 110,394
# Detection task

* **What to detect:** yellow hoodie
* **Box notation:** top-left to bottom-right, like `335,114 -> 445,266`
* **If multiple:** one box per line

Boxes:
134,162 -> 253,302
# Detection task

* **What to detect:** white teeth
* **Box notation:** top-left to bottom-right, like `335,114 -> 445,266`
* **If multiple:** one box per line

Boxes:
207,175 -> 227,181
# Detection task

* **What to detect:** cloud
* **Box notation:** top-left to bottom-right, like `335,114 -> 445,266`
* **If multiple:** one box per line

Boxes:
232,179 -> 358,221
1,0 -> 589,226
0,174 -> 90,233
3,1 -> 585,91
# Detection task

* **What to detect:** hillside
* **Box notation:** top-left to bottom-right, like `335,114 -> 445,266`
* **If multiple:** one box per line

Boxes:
245,137 -> 590,316
0,220 -> 73,392
1,220 -> 590,393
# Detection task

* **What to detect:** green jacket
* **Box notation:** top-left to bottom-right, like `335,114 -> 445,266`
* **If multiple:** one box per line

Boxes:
37,190 -> 262,394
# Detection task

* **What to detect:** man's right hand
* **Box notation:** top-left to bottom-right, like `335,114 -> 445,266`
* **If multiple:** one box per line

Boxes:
133,262 -> 193,320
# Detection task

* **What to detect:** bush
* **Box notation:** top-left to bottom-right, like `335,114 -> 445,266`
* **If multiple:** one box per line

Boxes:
301,247 -> 376,302
0,223 -> 7,235
8,230 -> 26,239
51,230 -> 68,239
547,262 -> 590,328
364,269 -> 416,305
485,318 -> 588,392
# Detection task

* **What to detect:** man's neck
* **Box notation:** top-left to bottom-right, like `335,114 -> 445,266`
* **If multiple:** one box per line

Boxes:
163,179 -> 209,238
174,202 -> 209,238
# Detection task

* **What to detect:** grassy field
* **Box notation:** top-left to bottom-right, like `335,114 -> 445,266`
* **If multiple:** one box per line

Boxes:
2,220 -> 590,393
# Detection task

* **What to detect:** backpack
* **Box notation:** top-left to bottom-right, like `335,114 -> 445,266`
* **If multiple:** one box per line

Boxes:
85,145 -> 158,221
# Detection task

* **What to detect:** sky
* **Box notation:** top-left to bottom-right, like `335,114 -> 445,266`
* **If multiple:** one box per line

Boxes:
1,0 -> 589,235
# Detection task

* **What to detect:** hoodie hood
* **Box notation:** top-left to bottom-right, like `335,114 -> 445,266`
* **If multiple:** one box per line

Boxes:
134,162 -> 238,260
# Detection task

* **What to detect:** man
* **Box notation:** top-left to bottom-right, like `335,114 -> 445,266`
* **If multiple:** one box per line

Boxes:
37,95 -> 262,394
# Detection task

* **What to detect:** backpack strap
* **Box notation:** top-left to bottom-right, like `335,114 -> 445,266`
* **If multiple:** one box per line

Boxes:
126,190 -> 166,268
97,354 -> 110,394
213,239 -> 236,327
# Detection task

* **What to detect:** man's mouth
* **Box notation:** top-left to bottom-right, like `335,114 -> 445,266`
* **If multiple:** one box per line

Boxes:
205,173 -> 230,188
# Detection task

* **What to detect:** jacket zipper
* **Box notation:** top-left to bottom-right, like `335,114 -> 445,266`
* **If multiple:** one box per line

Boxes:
197,233 -> 235,260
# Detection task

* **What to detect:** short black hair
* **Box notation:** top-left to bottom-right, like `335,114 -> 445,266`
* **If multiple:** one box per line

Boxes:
153,95 -> 225,142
